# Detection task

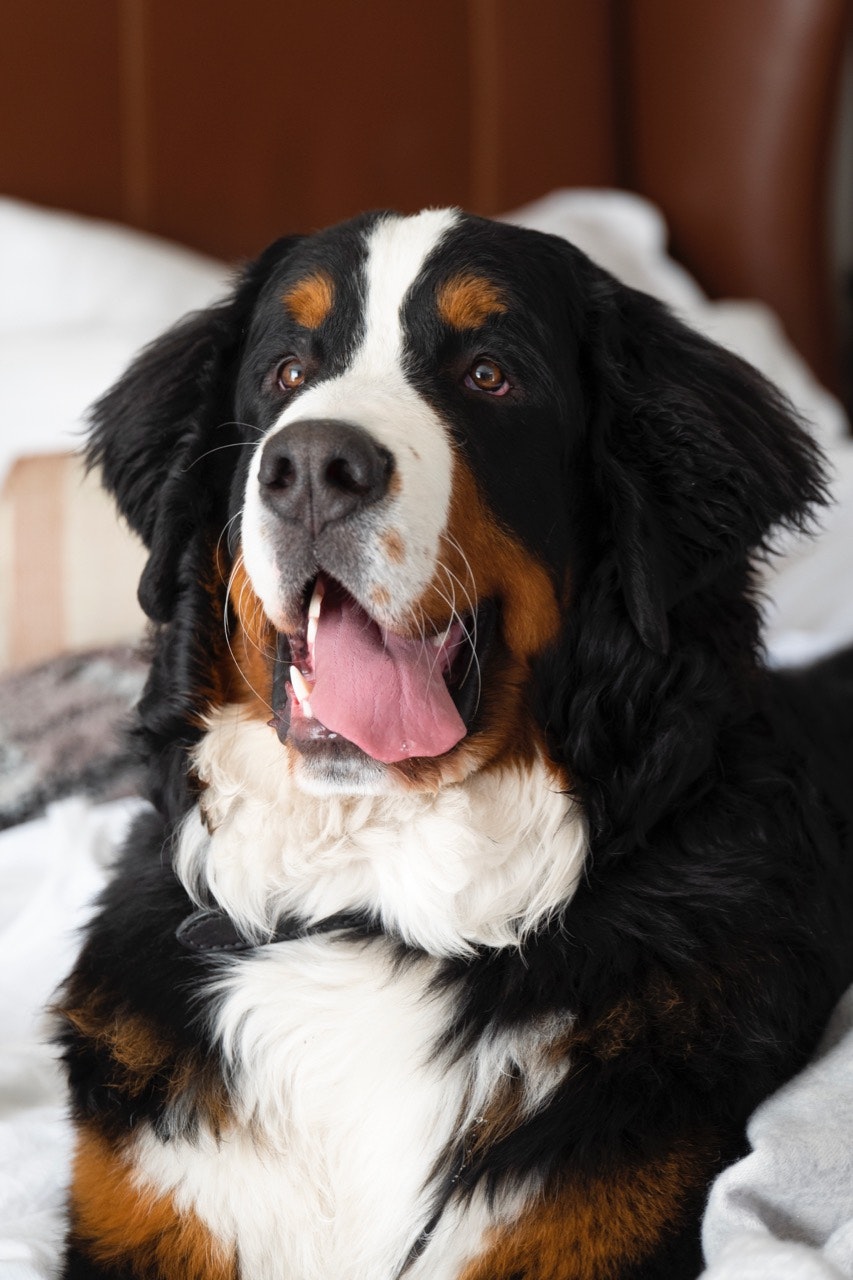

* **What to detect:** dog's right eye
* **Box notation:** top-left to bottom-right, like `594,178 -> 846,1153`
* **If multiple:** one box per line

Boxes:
464,357 -> 510,397
276,357 -> 306,392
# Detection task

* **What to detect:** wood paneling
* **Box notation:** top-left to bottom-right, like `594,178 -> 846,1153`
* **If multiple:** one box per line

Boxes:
0,1 -> 846,388
0,0 -> 124,220
623,0 -> 848,389
133,0 -> 473,257
0,0 -> 617,259
468,0 -> 617,215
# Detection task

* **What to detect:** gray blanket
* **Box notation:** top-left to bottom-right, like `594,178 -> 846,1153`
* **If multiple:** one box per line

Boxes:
700,988 -> 853,1277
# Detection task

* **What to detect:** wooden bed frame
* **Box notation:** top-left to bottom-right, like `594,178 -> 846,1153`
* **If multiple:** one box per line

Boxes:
2,0 -> 849,391
1,1 -> 851,674
3,0 -> 845,391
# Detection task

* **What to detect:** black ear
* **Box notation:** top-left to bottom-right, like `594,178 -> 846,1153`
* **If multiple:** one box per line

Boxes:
587,275 -> 828,653
86,236 -> 301,622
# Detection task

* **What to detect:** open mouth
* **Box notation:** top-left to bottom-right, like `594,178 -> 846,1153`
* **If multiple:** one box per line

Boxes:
270,575 -> 493,764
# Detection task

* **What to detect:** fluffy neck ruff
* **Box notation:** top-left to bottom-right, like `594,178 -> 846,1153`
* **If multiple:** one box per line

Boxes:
175,705 -> 587,957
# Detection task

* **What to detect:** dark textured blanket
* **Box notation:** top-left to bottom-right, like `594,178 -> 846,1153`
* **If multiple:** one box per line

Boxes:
0,646 -> 147,830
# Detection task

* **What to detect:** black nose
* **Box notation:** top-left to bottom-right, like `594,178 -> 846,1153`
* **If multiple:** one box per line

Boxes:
258,419 -> 394,535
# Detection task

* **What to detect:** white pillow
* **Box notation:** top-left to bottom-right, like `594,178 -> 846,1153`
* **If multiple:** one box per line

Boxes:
0,199 -> 231,479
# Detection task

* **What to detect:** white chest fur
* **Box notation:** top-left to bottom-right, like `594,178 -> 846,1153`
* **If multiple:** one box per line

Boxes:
132,936 -> 497,1280
176,705 -> 587,958
152,706 -> 587,1276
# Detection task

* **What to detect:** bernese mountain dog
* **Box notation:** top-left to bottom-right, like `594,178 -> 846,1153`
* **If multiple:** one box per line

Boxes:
57,209 -> 853,1280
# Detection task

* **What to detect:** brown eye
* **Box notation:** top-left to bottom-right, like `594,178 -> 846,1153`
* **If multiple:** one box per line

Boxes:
276,357 -> 306,391
465,358 -> 509,396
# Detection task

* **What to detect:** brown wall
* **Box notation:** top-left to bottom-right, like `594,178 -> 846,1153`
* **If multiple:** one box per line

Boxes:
624,0 -> 849,396
0,0 -> 616,262
1,0 -> 848,389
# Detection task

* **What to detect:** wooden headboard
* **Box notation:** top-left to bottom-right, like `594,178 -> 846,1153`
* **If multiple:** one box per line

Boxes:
1,0 -> 849,390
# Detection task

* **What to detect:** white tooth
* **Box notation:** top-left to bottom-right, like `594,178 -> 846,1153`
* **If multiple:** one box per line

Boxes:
308,580 -> 324,620
307,615 -> 318,647
289,665 -> 314,705
302,698 -> 314,720
432,626 -> 451,647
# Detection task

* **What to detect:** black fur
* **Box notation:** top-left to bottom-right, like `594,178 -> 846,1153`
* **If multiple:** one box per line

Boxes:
60,212 -> 853,1279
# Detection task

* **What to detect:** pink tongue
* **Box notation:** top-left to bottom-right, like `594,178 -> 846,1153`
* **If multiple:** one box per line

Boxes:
310,585 -> 467,763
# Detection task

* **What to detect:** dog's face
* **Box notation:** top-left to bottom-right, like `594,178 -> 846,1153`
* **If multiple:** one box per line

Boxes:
230,210 -> 589,793
90,209 -> 824,810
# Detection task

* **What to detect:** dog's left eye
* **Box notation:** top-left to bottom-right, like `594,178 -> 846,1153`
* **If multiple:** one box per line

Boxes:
464,358 -> 510,396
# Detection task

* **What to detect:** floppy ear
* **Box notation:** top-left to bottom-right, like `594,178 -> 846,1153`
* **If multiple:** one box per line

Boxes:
586,276 -> 827,653
87,236 -> 301,622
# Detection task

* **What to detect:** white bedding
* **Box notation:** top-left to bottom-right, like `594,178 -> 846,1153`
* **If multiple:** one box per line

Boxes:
0,199 -> 230,482
0,193 -> 851,1278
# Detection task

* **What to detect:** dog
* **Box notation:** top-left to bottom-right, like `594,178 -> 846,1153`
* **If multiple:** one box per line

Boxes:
56,208 -> 853,1280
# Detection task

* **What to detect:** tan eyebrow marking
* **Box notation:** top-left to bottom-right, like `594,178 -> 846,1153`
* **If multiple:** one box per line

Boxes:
282,272 -> 335,329
436,274 -> 507,330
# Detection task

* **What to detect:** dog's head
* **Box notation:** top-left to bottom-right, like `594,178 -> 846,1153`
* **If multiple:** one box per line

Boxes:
90,210 -> 825,806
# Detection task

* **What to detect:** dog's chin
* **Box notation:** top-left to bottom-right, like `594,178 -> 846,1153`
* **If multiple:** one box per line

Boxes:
286,733 -> 392,797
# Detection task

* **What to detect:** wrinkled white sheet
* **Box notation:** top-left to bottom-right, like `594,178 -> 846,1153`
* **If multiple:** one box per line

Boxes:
0,192 -> 851,1277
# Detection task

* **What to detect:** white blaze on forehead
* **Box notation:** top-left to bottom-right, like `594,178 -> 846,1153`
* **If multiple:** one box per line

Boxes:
356,208 -> 460,371
242,209 -> 461,624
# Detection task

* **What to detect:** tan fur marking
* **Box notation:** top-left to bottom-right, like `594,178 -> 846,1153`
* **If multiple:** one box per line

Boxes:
392,458 -> 563,788
71,1126 -> 235,1280
63,1005 -> 169,1098
282,271 -> 335,329
59,994 -> 231,1128
86,1011 -> 166,1090
381,529 -> 406,563
180,543 -> 232,721
432,460 -> 561,661
461,1144 -> 706,1280
417,460 -> 558,756
437,274 -> 507,330
371,585 -> 391,608
226,552 -> 277,719
561,972 -> 694,1065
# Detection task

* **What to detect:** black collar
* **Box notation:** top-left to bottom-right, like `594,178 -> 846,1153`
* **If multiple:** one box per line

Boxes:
176,907 -> 375,953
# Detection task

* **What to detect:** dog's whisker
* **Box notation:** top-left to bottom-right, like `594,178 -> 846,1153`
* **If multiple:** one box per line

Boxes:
215,420 -> 265,435
431,570 -> 482,712
436,559 -> 481,691
182,441 -> 257,471
216,511 -> 244,582
235,575 -> 277,663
